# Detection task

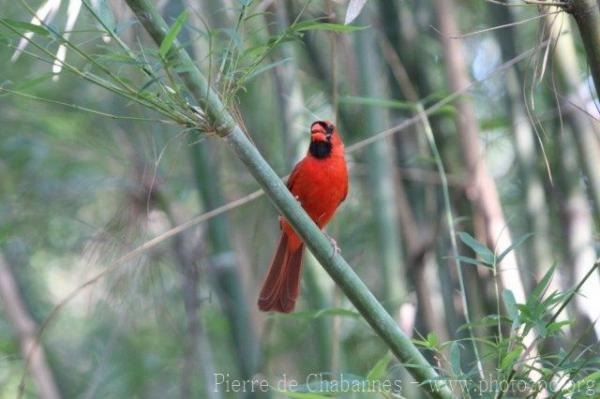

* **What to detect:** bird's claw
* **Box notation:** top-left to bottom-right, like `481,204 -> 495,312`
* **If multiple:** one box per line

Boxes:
325,234 -> 340,258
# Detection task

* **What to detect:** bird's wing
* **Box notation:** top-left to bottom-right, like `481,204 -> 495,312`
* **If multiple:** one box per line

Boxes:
340,182 -> 348,203
278,160 -> 304,230
286,160 -> 303,192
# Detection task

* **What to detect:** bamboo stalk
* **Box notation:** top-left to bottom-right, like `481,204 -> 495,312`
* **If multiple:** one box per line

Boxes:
434,0 -> 528,305
488,3 -> 554,286
556,123 -> 600,340
0,252 -> 62,399
568,0 -> 600,97
188,128 -> 259,383
122,0 -> 452,396
354,11 -> 407,311
544,8 -> 600,223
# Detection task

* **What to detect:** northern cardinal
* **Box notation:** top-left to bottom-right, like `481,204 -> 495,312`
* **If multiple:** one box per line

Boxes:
258,121 -> 348,313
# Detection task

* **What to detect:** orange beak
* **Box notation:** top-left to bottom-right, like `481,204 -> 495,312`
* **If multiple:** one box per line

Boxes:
311,131 -> 328,142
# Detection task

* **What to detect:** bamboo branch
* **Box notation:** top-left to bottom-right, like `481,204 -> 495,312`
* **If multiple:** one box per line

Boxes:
567,0 -> 600,96
0,252 -> 62,399
122,0 -> 452,397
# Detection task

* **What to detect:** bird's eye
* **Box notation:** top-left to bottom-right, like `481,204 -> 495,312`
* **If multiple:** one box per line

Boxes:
326,124 -> 334,136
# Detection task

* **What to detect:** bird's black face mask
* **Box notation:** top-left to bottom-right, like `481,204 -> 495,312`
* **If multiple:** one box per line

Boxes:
309,121 -> 333,159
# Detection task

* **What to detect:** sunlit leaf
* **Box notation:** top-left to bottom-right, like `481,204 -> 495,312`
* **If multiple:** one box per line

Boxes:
500,347 -> 523,370
159,10 -> 188,58
547,320 -> 572,333
427,332 -> 438,348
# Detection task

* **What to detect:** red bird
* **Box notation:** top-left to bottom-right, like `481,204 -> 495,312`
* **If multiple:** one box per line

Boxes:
258,121 -> 348,313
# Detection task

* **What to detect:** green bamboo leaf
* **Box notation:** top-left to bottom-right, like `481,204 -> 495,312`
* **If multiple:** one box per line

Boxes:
427,332 -> 438,348
366,352 -> 393,382
292,20 -> 369,33
452,255 -> 494,269
449,341 -> 462,376
457,232 -> 495,265
480,116 -> 508,131
547,320 -> 572,333
91,0 -> 117,31
159,10 -> 188,58
245,58 -> 291,81
458,315 -> 511,332
529,263 -> 557,306
516,304 -> 531,318
500,347 -> 523,370
497,233 -> 533,262
502,289 -> 519,322
138,75 -> 163,93
0,18 -> 49,36
12,73 -> 54,90
433,105 -> 457,117
564,370 -> 600,393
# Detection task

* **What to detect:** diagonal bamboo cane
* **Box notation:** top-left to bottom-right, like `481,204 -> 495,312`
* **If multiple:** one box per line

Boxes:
123,0 -> 452,397
567,0 -> 600,97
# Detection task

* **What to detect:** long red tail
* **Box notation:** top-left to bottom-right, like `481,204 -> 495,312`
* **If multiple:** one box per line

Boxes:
258,233 -> 305,313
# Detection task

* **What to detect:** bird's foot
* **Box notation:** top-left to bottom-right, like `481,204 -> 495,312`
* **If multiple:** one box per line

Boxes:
325,233 -> 341,258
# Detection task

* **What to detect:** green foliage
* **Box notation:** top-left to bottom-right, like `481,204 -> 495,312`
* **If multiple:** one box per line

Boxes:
456,232 -> 533,268
0,17 -> 50,36
291,20 -> 369,33
159,10 -> 188,59
366,352 -> 393,382
458,231 -> 496,265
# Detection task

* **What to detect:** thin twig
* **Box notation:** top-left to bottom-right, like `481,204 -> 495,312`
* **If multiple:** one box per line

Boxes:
0,87 -> 177,124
